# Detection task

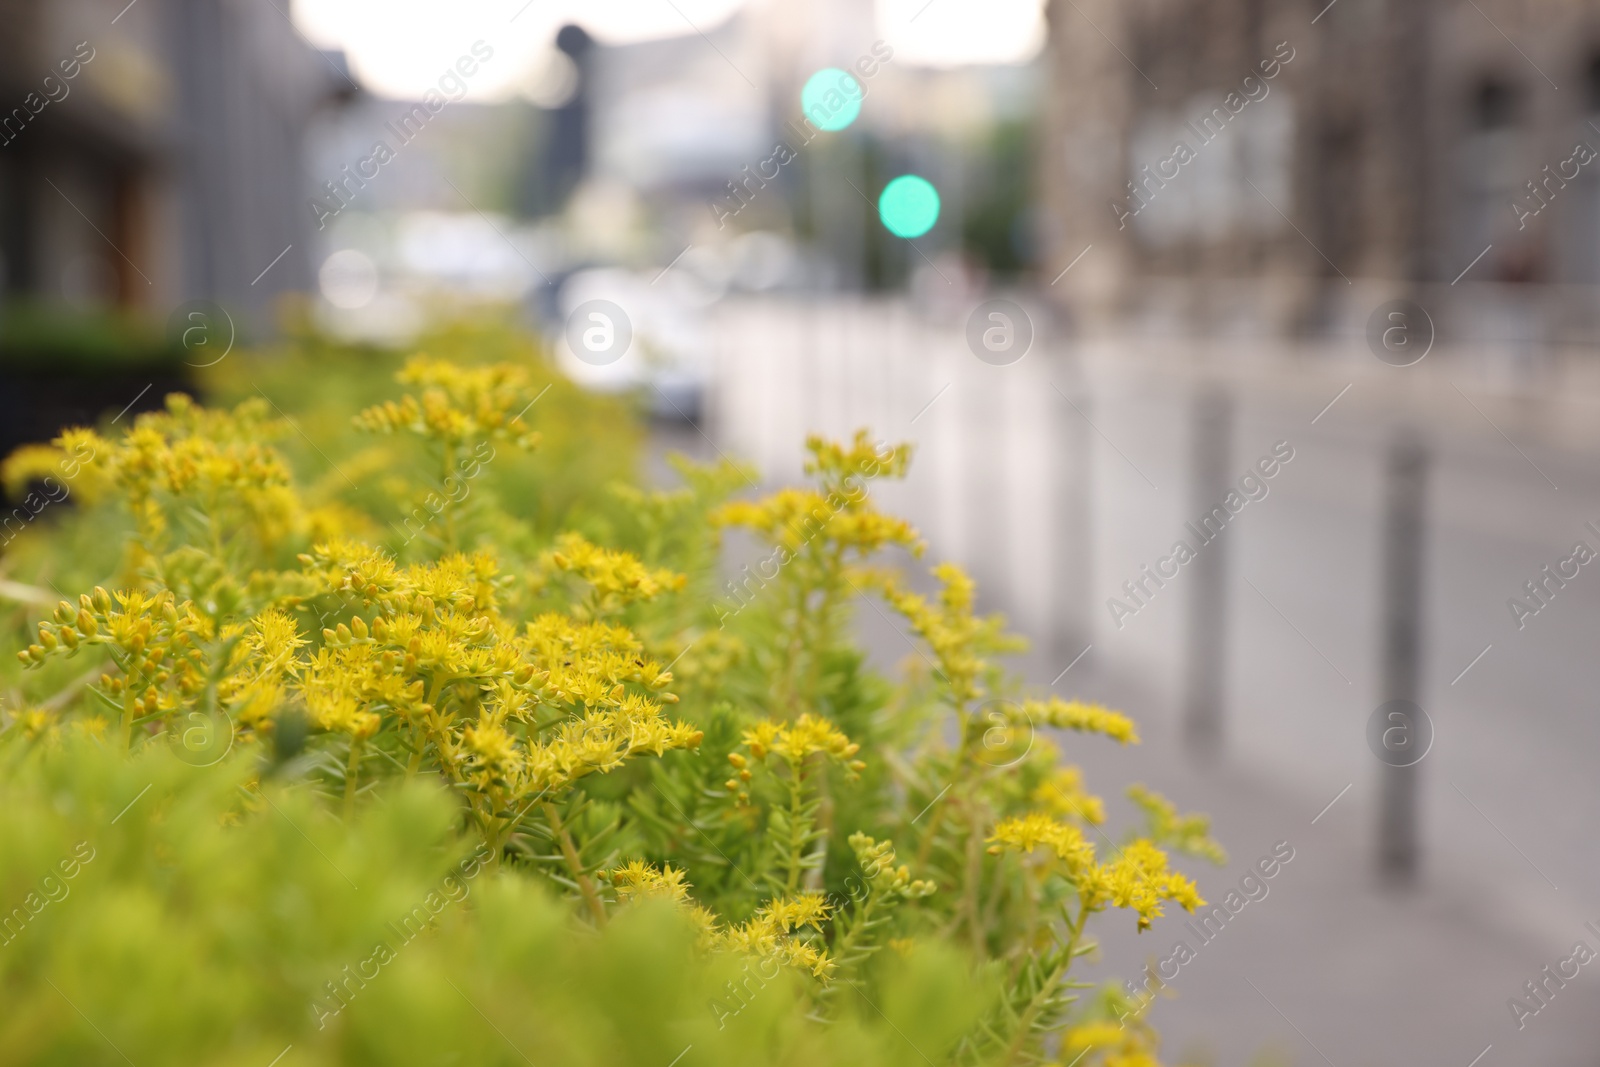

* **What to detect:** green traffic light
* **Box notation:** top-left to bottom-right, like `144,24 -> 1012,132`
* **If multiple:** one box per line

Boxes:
877,175 -> 940,238
800,68 -> 863,132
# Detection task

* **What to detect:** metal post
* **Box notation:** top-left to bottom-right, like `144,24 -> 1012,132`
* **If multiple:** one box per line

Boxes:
1053,357 -> 1093,659
1183,386 -> 1232,759
1378,432 -> 1428,884
964,369 -> 1002,600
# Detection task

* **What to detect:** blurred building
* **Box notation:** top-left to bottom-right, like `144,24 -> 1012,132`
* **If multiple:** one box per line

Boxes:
1040,0 -> 1600,345
0,0 -> 350,333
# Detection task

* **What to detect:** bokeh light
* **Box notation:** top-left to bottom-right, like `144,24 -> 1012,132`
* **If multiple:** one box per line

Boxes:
877,175 -> 941,238
800,68 -> 864,132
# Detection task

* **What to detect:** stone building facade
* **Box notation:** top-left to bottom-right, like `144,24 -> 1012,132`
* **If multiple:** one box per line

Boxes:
1039,0 -> 1600,345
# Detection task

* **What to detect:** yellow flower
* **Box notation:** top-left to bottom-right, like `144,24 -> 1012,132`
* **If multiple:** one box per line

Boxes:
762,891 -> 832,932
608,861 -> 692,904
1095,839 -> 1206,932
710,895 -> 837,981
712,488 -> 922,558
1023,697 -> 1140,745
848,833 -> 937,899
739,714 -> 860,769
802,429 -> 912,487
991,816 -> 1202,930
1127,784 -> 1226,864
354,356 -> 542,450
1034,766 -> 1106,826
988,813 -> 1097,873
1063,1021 -> 1126,1051
865,563 -> 1021,706
543,532 -> 686,611
1063,1018 -> 1167,1067
463,719 -> 522,776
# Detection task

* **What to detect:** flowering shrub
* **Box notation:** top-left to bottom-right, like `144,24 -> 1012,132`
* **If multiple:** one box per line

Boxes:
0,326 -> 1222,1066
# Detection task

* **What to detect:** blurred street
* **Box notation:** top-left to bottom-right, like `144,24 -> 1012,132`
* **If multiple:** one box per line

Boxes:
681,294 -> 1600,1066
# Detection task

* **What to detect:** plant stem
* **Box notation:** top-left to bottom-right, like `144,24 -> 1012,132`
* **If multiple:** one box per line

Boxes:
962,796 -> 985,957
544,802 -> 607,927
1000,900 -> 1089,1067
409,672 -> 448,777
915,702 -> 972,869
119,677 -> 137,752
343,736 -> 364,820
779,578 -> 808,716
441,444 -> 459,553
805,757 -> 833,892
784,764 -> 810,894
828,886 -> 880,985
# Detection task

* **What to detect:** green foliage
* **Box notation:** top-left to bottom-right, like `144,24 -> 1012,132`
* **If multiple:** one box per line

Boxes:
0,321 -> 1224,1065
0,301 -> 183,368
0,738 -> 985,1067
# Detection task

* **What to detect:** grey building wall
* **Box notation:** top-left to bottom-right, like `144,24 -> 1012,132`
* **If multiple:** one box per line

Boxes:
0,0 -> 348,334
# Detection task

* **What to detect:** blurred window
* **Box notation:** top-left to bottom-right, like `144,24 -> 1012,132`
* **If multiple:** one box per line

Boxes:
1472,79 -> 1521,130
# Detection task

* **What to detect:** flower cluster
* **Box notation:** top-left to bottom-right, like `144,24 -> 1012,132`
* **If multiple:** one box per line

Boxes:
606,859 -> 694,905
711,487 -> 922,560
989,812 -> 1097,873
867,563 -> 1019,706
19,534 -> 704,854
1063,1015 -> 1168,1067
714,892 -> 835,979
848,832 -> 937,902
1092,839 -> 1205,931
34,398 -> 317,570
989,815 -> 1204,932
1022,696 -> 1141,745
542,531 -> 687,615
1032,764 -> 1107,825
740,713 -> 860,765
605,863 -> 840,982
353,356 -> 542,450
297,540 -> 702,803
802,429 -> 911,489
19,588 -> 214,747
1127,784 -> 1227,864
726,713 -> 864,803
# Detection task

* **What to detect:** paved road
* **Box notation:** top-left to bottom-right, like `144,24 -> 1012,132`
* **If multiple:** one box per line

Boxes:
657,294 -> 1600,1066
